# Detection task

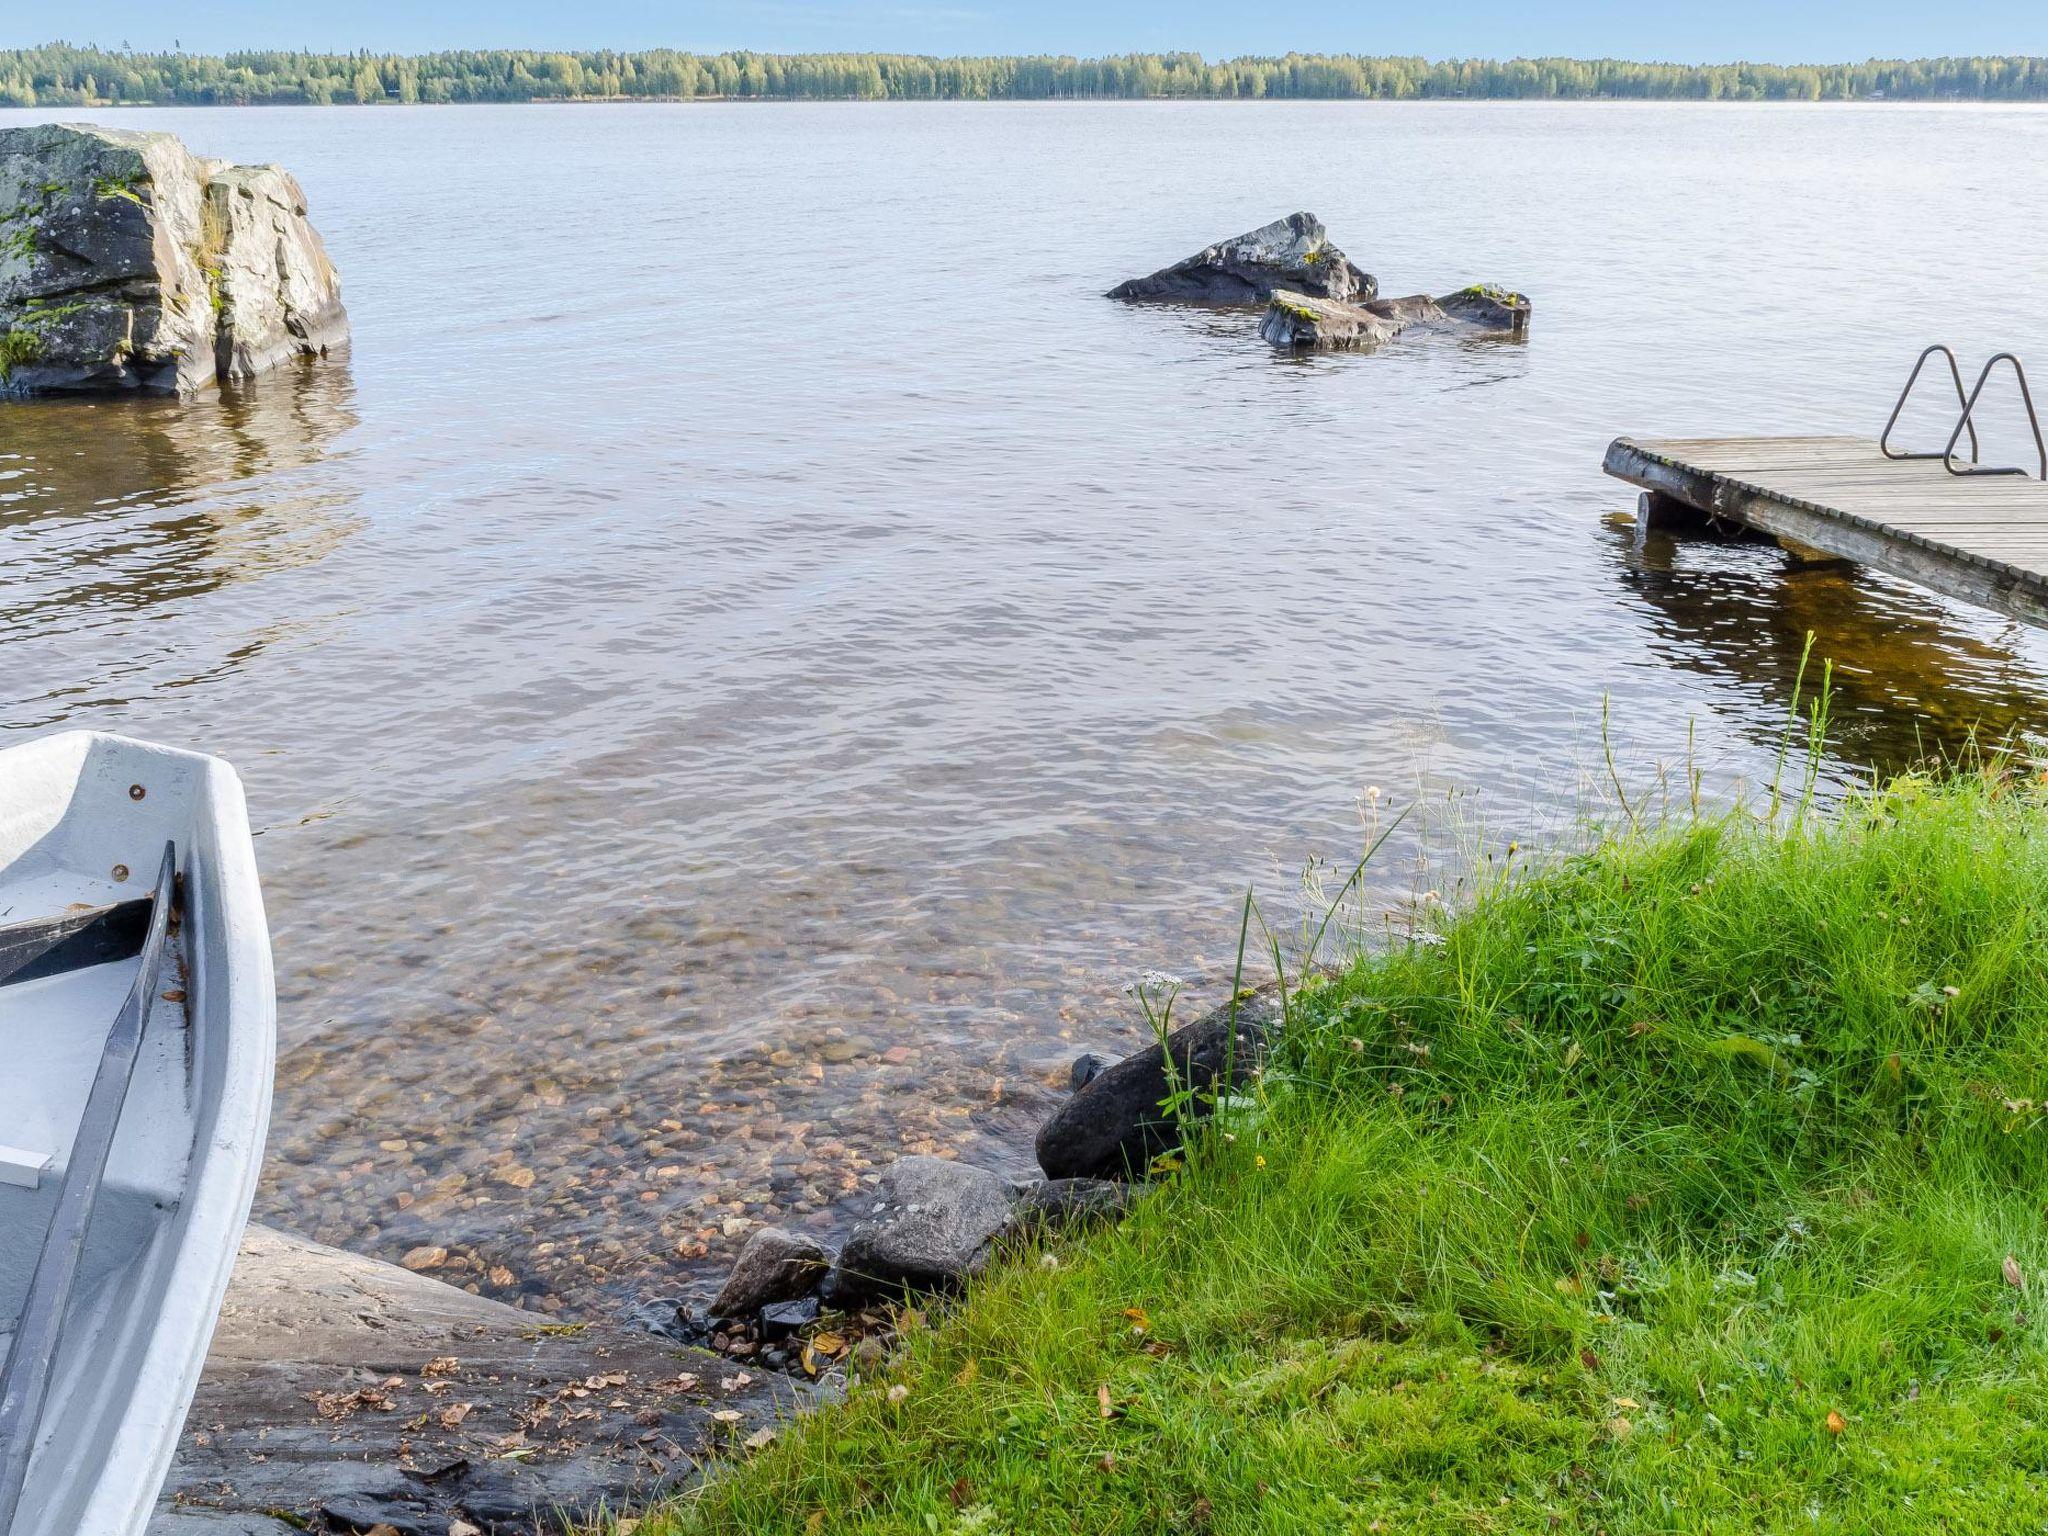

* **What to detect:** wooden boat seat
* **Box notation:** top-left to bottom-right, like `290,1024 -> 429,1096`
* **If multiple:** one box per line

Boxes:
0,898 -> 153,988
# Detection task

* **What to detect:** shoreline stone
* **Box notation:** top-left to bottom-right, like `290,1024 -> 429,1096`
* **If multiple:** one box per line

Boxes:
709,1226 -> 832,1319
1,122 -> 345,397
1108,212 -> 1373,306
832,1155 -> 1018,1303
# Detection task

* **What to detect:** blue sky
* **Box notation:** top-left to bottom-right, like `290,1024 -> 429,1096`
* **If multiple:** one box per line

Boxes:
9,1 -> 2046,64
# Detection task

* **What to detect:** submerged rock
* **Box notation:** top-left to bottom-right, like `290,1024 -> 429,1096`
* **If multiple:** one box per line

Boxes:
1108,212 -> 1373,306
0,122 -> 345,397
834,1155 -> 1018,1301
709,1225 -> 833,1318
1439,284 -> 1531,336
1364,293 -> 1449,327
1036,989 -> 1280,1180
1260,290 -> 1403,351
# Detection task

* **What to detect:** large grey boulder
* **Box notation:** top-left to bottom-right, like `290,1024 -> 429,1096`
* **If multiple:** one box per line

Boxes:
204,162 -> 350,380
1036,988 -> 1280,1180
834,1156 -> 1018,1301
0,123 -> 345,397
1109,212 -> 1373,306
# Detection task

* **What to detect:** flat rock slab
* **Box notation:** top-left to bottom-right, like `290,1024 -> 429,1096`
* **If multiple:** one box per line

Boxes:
1260,290 -> 1403,351
152,1226 -> 812,1535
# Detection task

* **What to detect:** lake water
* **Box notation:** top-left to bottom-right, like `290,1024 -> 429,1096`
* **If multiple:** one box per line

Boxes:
6,101 -> 2048,1314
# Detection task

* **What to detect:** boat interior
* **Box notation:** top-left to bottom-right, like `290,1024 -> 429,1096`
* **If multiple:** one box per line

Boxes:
0,738 -> 211,1532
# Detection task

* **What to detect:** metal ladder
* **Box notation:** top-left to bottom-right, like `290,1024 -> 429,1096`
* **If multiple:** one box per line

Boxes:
1883,343 -> 2047,480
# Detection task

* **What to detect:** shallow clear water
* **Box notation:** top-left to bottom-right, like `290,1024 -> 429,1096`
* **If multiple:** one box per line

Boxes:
5,101 -> 2048,1313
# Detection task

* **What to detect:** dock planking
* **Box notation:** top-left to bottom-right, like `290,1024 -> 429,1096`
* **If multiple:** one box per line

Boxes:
1603,435 -> 2048,628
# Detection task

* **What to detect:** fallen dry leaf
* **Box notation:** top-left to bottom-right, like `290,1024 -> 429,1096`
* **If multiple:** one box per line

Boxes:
422,1356 -> 459,1378
1606,1416 -> 1633,1440
1123,1307 -> 1150,1334
1825,1409 -> 1848,1436
710,1409 -> 745,1424
1097,1383 -> 1122,1421
743,1426 -> 777,1451
438,1401 -> 472,1430
2005,1254 -> 2026,1290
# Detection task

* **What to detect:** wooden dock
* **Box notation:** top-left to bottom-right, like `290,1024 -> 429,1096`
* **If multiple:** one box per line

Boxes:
1604,435 -> 2048,628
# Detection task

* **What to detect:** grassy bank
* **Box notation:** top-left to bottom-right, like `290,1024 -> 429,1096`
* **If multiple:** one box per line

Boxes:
649,758 -> 2048,1533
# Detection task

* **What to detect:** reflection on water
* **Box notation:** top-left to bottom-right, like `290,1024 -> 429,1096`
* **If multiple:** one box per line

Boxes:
6,101 -> 2048,1318
1610,515 -> 2048,769
0,364 -> 361,724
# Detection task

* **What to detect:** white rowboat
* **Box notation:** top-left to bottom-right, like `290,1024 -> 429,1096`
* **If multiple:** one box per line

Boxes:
0,733 -> 274,1536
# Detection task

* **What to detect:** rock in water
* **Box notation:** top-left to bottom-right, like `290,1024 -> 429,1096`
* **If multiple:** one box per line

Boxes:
1259,290 -> 1403,351
1036,989 -> 1280,1180
1439,284 -> 1531,336
1364,293 -> 1449,328
0,123 -> 345,396
834,1156 -> 1018,1301
1108,212 -> 1373,305
709,1226 -> 833,1318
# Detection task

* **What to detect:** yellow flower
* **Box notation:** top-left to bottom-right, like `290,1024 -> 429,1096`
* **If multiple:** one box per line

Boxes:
1254,1155 -> 1267,1169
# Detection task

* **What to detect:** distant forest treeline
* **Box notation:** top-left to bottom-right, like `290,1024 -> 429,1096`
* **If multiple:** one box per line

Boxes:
6,42 -> 2048,107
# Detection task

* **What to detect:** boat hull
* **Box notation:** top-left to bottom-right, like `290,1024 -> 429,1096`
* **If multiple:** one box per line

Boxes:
0,732 -> 274,1536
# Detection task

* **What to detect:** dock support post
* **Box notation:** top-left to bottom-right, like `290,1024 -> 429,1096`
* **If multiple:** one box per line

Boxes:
1635,490 -> 1710,533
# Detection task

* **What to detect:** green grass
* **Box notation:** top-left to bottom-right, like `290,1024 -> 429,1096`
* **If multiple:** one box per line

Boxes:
645,754 -> 2048,1534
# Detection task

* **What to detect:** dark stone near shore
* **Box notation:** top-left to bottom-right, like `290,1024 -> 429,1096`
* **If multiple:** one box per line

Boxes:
1016,1176 -> 1132,1230
1035,988 -> 1280,1180
710,1225 -> 832,1318
1108,212 -> 1373,306
833,1155 -> 1018,1301
1070,1050 -> 1113,1090
761,1296 -> 821,1335
1439,284 -> 1531,335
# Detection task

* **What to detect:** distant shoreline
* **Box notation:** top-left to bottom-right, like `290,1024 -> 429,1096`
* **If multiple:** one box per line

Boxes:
5,44 -> 2048,108
12,95 -> 2047,110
